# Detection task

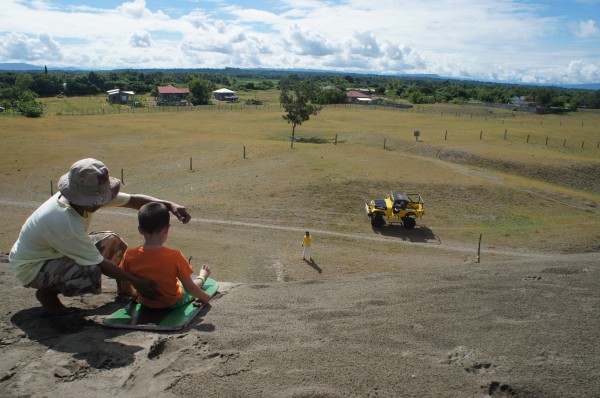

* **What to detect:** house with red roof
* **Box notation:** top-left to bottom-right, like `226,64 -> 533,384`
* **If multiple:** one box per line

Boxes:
156,85 -> 190,105
346,90 -> 379,104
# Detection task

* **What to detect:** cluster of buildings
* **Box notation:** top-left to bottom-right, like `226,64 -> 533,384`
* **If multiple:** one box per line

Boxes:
106,86 -> 381,106
106,85 -> 239,106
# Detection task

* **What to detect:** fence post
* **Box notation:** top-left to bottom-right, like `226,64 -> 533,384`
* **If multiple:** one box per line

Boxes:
121,168 -> 125,184
335,134 -> 338,145
480,130 -> 483,140
444,130 -> 447,140
504,129 -> 507,140
189,158 -> 193,171
383,138 -> 386,149
243,146 -> 246,159
50,180 -> 53,196
476,233 -> 482,263
527,135 -> 530,143
582,141 -> 585,149
545,137 -> 548,145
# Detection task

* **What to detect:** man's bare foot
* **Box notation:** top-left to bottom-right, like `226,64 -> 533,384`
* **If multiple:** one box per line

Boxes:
199,264 -> 211,279
35,289 -> 70,314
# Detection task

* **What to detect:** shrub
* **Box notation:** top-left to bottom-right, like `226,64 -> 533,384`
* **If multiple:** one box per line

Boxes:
19,101 -> 44,117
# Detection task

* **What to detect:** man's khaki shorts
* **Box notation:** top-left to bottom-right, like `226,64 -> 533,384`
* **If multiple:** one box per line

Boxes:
26,232 -> 127,296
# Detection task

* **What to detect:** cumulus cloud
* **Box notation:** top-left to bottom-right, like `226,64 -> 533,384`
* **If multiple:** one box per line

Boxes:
130,31 -> 152,48
348,32 -> 382,58
285,25 -> 337,56
575,20 -> 600,38
117,0 -> 151,19
0,0 -> 598,84
0,32 -> 63,61
565,60 -> 600,82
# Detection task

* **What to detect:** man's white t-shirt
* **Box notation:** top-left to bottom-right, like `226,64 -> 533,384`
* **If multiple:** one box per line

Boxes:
9,192 -> 131,285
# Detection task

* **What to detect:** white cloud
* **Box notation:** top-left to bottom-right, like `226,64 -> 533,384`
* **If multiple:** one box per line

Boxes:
130,31 -> 152,48
347,32 -> 382,58
575,20 -> 600,38
564,60 -> 600,82
116,0 -> 152,20
0,32 -> 63,61
0,0 -> 597,84
285,25 -> 338,56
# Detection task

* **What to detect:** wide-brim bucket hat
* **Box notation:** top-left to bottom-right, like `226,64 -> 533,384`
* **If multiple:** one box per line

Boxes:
58,158 -> 121,207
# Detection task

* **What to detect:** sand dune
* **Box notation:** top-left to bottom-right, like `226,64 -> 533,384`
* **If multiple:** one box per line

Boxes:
1,252 -> 598,398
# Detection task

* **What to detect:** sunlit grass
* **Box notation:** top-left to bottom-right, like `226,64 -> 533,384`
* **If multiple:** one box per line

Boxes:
1,96 -> 599,260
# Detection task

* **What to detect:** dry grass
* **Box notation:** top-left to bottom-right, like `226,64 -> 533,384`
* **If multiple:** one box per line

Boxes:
1,97 -> 599,282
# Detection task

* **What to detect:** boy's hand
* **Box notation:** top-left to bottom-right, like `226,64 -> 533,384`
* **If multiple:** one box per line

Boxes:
199,264 -> 211,279
193,299 -> 210,307
132,277 -> 160,299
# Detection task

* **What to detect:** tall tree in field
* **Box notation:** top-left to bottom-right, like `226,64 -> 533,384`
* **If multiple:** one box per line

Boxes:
280,75 -> 322,148
188,77 -> 215,105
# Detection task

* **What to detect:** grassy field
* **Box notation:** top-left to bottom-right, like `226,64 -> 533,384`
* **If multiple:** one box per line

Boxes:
1,95 -> 599,282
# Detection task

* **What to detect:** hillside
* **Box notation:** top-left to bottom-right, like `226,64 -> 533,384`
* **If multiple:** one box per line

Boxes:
0,100 -> 599,397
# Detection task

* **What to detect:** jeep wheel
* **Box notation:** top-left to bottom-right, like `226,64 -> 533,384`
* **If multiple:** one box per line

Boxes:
403,218 -> 416,229
371,214 -> 385,227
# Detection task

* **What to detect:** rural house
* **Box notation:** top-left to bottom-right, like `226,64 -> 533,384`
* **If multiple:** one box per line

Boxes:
156,85 -> 190,105
106,88 -> 135,104
213,88 -> 239,102
346,90 -> 379,104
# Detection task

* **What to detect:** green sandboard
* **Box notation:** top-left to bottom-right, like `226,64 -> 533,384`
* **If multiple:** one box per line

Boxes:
102,278 -> 218,331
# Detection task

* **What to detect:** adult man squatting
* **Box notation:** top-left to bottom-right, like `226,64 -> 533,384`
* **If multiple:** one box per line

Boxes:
9,158 -> 192,314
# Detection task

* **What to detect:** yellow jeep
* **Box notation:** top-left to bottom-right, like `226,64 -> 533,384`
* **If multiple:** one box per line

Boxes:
365,191 -> 424,228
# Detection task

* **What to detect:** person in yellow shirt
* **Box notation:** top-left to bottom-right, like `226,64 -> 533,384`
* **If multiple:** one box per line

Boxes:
302,231 -> 312,261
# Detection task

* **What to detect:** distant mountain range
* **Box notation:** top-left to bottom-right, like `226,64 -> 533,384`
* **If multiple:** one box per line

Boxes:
1,62 -> 598,90
0,63 -> 80,71
0,63 -> 45,71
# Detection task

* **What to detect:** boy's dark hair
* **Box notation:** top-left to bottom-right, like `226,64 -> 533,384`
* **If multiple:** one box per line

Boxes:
138,202 -> 170,234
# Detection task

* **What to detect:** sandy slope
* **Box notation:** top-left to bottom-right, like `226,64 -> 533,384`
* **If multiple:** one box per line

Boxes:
1,251 -> 598,398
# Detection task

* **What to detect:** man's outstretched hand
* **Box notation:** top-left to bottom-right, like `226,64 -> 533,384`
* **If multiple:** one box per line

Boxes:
171,203 -> 191,224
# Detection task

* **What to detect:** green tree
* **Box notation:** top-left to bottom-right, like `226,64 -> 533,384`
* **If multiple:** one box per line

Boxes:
32,73 -> 62,97
88,71 -> 104,88
314,86 -> 347,104
568,98 -> 580,112
534,87 -> 557,107
279,75 -> 322,148
14,74 -> 34,91
188,78 -> 214,105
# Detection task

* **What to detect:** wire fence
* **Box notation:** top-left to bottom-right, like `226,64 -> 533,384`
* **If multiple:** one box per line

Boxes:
3,101 -> 598,151
370,129 -> 599,152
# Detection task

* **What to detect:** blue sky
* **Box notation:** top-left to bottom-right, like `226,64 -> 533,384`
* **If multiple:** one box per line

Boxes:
0,0 -> 599,84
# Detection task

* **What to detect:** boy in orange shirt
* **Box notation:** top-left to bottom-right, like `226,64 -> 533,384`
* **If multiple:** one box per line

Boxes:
119,202 -> 212,308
